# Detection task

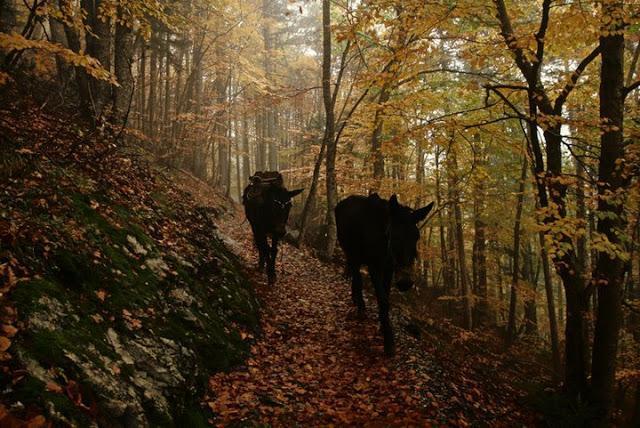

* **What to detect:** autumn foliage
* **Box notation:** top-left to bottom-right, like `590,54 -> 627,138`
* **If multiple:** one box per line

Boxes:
2,0 -> 640,425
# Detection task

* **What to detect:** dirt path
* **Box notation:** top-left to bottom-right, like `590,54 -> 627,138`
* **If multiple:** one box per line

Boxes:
208,213 -> 534,427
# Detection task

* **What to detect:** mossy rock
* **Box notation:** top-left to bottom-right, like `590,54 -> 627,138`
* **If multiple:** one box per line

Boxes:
7,184 -> 259,426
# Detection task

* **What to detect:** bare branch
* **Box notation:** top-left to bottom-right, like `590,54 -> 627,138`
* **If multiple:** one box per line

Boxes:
484,85 -> 527,119
624,80 -> 640,98
493,0 -> 533,80
534,0 -> 552,72
553,45 -> 601,113
331,40 -> 352,107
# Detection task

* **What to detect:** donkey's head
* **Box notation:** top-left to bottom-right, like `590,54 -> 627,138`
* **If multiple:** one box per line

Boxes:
388,194 -> 434,291
268,186 -> 303,237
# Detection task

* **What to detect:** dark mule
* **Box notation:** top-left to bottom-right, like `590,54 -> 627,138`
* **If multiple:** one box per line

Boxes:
335,193 -> 433,355
243,171 -> 303,284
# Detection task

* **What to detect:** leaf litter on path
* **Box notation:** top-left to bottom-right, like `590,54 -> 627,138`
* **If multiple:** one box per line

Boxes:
208,211 -> 535,427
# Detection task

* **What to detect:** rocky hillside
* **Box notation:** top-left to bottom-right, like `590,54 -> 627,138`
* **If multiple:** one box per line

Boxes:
0,101 -> 259,426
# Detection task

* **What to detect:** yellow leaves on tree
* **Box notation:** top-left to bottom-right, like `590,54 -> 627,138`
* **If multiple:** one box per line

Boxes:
0,32 -> 118,86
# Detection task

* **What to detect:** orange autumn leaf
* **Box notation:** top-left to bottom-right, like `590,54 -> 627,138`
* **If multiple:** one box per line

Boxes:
46,382 -> 64,394
0,336 -> 11,352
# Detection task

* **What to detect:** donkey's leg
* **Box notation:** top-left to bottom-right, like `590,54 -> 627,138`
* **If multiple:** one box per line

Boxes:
349,263 -> 366,318
370,265 -> 394,356
255,231 -> 269,272
267,237 -> 278,284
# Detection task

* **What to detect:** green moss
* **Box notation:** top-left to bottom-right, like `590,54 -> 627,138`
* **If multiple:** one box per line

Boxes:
45,390 -> 93,426
27,331 -> 71,367
11,279 -> 63,315
69,193 -> 117,235
51,250 -> 97,292
524,382 -> 596,427
11,376 -> 47,404
151,191 -> 176,217
174,403 -> 210,428
12,375 -> 92,426
8,172 -> 261,425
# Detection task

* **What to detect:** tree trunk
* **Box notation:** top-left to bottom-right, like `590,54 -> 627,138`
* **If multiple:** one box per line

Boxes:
49,13 -> 71,88
82,0 -> 111,119
523,240 -> 538,336
473,144 -> 489,325
242,108 -> 251,180
415,141 -> 424,206
213,57 -> 228,190
448,141 -> 472,329
591,2 -> 627,423
138,41 -> 146,132
435,147 -> 452,293
148,39 -> 158,140
256,110 -> 266,171
113,12 -> 135,129
321,0 -> 337,259
632,382 -> 640,428
539,230 -> 562,378
57,0 -> 93,124
507,151 -> 527,345
297,137 -> 326,246
370,86 -> 390,189
0,0 -> 17,37
235,117 -> 242,202
163,34 -> 171,148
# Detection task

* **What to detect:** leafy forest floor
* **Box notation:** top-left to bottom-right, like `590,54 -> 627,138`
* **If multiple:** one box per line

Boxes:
204,203 -> 546,426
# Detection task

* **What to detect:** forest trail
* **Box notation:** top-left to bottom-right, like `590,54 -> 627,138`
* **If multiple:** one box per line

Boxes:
207,207 -> 536,427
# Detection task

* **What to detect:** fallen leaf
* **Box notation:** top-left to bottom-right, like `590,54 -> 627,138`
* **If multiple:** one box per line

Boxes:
1,325 -> 17,337
0,336 -> 11,352
46,382 -> 64,393
95,289 -> 107,302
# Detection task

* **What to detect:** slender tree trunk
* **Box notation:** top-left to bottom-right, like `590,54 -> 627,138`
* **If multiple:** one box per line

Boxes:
57,0 -> 93,124
435,147 -> 451,293
213,58 -> 229,190
171,44 -> 184,151
82,0 -> 111,119
591,2 -> 627,423
415,141 -> 424,206
473,144 -> 489,325
242,108 -> 251,180
539,230 -> 562,378
321,0 -> 337,259
448,141 -> 472,329
0,0 -> 17,38
507,151 -> 528,345
370,86 -> 390,189
523,241 -> 538,335
148,40 -> 158,140
138,42 -> 146,132
256,110 -> 266,171
632,382 -> 640,428
225,95 -> 233,197
49,13 -> 71,88
235,118 -> 242,202
163,34 -> 171,149
113,11 -> 135,129
297,137 -> 326,246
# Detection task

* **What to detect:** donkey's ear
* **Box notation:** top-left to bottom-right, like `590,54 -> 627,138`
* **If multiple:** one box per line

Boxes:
389,194 -> 400,213
288,188 -> 304,198
413,202 -> 434,223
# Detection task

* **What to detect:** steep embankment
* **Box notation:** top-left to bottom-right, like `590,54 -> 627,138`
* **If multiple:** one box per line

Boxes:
0,103 -> 259,426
